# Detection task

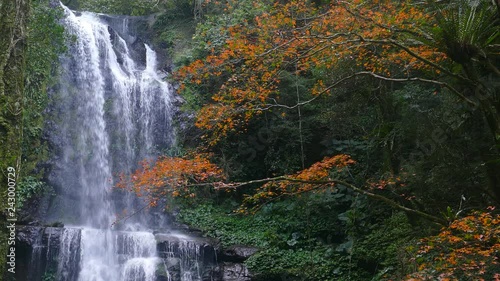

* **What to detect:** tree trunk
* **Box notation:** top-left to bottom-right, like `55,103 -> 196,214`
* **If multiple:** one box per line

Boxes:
474,86 -> 500,202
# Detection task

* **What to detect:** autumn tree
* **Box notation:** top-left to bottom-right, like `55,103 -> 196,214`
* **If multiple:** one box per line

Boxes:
116,0 -> 500,230
117,155 -> 225,206
176,0 -> 500,201
406,210 -> 500,280
119,153 -> 448,226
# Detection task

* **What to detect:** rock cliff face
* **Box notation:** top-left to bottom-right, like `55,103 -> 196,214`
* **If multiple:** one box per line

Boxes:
16,226 -> 78,281
16,226 -> 255,281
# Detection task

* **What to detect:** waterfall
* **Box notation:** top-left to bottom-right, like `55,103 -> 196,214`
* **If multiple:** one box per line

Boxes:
22,4 -> 218,281
56,8 -> 114,229
57,228 -> 81,281
27,228 -> 45,281
50,6 -> 175,227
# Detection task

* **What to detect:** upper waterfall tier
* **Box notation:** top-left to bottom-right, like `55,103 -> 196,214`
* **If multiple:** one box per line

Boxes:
45,5 -> 175,229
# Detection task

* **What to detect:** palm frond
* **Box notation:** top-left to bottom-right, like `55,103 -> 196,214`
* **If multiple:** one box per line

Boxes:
433,0 -> 499,64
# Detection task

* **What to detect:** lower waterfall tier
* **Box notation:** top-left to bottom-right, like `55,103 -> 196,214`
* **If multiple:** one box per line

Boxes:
15,226 -> 246,281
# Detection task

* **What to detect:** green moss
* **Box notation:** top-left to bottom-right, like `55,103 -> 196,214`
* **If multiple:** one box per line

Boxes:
0,0 -> 66,273
0,0 -> 29,274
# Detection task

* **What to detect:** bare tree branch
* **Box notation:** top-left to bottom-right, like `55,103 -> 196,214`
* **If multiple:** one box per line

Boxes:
186,176 -> 447,225
249,71 -> 476,111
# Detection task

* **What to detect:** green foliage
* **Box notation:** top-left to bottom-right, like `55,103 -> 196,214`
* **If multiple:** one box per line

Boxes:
179,202 -> 354,281
19,0 -> 67,210
191,0 -> 268,54
17,176 -> 52,209
178,204 -> 272,247
166,1 -> 500,279
433,0 -> 499,65
24,4 -> 65,122
162,0 -> 193,17
176,188 -> 416,280
78,0 -> 159,15
173,0 -> 269,114
152,12 -> 195,67
177,84 -> 204,112
26,1 -> 67,81
246,248 -> 361,281
0,0 -> 29,273
354,213 -> 416,279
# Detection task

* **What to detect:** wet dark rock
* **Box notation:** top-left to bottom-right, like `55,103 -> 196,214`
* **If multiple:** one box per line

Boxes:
28,220 -> 41,226
16,226 -> 68,281
220,262 -> 252,281
156,233 -> 218,264
161,258 -> 181,281
17,225 -> 64,246
221,245 -> 259,263
165,257 -> 181,270
47,221 -> 64,227
156,262 -> 174,281
17,226 -> 44,246
17,223 -> 254,281
156,276 -> 171,281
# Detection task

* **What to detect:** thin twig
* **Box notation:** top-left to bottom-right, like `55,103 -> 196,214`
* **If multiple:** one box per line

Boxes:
186,176 -> 447,225
110,204 -> 150,227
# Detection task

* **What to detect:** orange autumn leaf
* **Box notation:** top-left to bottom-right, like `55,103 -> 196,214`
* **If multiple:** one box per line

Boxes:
117,155 -> 225,202
406,211 -> 500,280
175,0 -> 447,145
240,155 -> 356,211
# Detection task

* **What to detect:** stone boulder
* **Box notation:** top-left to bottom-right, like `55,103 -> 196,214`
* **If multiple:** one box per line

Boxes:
220,262 -> 252,281
220,245 -> 259,263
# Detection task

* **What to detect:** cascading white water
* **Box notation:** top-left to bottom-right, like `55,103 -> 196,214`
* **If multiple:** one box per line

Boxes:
118,231 -> 161,281
58,9 -> 113,229
162,234 -> 202,280
136,44 -> 175,156
46,4 -> 176,281
57,228 -> 81,281
27,229 -> 45,281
